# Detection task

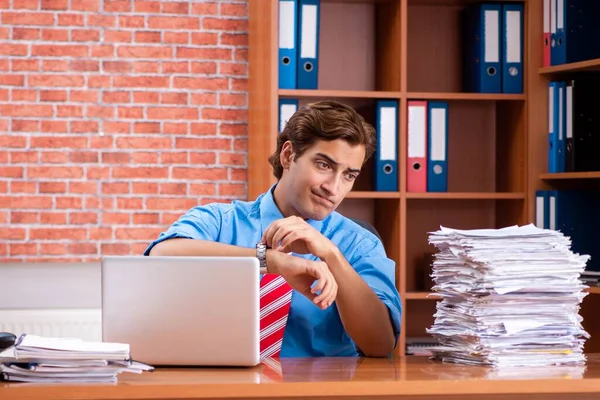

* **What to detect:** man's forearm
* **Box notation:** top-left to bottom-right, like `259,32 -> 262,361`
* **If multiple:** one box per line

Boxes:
149,238 -> 256,257
149,238 -> 276,273
324,249 -> 396,357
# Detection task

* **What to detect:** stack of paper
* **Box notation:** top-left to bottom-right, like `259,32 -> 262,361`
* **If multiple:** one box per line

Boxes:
426,224 -> 590,367
0,334 -> 153,383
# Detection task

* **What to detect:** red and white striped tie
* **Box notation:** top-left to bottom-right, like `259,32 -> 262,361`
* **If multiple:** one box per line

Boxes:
259,274 -> 293,360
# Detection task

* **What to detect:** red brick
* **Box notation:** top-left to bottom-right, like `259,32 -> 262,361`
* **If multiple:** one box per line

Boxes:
2,12 -> 54,25
173,77 -> 228,90
132,182 -> 158,194
147,107 -> 198,120
12,28 -> 40,40
117,46 -> 172,59
9,181 -> 35,193
202,108 -> 247,122
58,14 -> 84,26
161,152 -> 187,164
42,0 -> 67,9
191,3 -> 218,15
118,16 -> 145,28
115,227 -> 164,240
72,0 -> 99,11
0,43 -> 27,55
87,15 -> 115,28
164,32 -> 188,44
219,183 -> 246,197
1,165 -> 24,178
162,2 -> 188,14
30,228 -> 87,240
40,182 -> 67,193
71,90 -> 99,103
41,151 -> 68,163
68,243 -> 98,255
191,32 -> 218,46
148,16 -> 198,30
190,152 -> 216,164
28,166 -> 84,179
0,228 -> 26,240
70,212 -> 98,224
172,167 -> 227,180
219,152 -> 246,166
133,213 -> 159,224
116,137 -> 171,149
190,122 -> 217,135
11,212 -> 38,224
12,89 -> 37,101
42,29 -> 69,41
112,167 -> 168,179
10,243 -> 38,256
159,183 -> 186,195
202,18 -> 247,32
135,31 -> 161,43
12,120 -> 40,132
1,104 -> 52,117
134,122 -> 160,134
38,213 -> 64,225
102,243 -> 130,255
103,213 -> 130,224
41,90 -> 68,102
32,45 -> 89,57
134,1 -> 159,13
102,182 -> 129,194
114,76 -> 169,88
146,198 -> 198,211
104,30 -> 132,43
104,0 -> 131,12
133,61 -> 159,73
117,198 -> 143,209
176,47 -> 231,60
29,74 -> 85,87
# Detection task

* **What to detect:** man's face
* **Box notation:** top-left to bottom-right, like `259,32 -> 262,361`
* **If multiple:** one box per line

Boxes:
281,139 -> 366,220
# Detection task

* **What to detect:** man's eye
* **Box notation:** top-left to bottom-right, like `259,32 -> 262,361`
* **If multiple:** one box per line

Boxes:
316,161 -> 329,169
345,174 -> 357,181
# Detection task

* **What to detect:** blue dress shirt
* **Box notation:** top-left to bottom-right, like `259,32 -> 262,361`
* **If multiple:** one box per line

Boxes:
144,186 -> 402,357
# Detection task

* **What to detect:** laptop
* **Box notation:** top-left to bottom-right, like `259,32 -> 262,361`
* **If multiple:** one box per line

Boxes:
101,255 -> 260,367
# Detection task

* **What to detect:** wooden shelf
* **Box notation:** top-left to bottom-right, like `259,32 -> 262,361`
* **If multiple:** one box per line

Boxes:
404,292 -> 439,300
539,58 -> 600,75
406,192 -> 526,200
407,92 -> 526,101
587,287 -> 600,295
278,89 -> 402,99
540,172 -> 600,180
249,0 -> 531,358
346,191 -> 401,199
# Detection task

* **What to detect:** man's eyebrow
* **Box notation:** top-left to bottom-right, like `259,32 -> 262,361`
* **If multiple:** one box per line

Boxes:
315,153 -> 361,174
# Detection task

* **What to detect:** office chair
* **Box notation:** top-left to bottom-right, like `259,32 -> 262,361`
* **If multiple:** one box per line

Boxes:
350,218 -> 382,242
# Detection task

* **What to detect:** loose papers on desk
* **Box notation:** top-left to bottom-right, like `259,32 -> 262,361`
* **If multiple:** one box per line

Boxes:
0,334 -> 153,383
426,224 -> 590,367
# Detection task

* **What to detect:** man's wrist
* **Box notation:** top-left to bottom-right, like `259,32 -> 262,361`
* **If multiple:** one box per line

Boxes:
265,249 -> 279,274
323,245 -> 345,269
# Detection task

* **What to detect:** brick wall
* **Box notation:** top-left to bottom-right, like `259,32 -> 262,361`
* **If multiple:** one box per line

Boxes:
0,0 -> 249,262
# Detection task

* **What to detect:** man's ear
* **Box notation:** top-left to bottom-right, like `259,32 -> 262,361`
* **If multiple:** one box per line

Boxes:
280,141 -> 294,169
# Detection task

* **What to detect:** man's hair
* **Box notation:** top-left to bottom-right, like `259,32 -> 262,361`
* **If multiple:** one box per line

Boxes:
268,100 -> 377,180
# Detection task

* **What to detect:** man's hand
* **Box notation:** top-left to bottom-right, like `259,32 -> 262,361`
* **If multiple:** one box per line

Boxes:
267,250 -> 337,310
262,216 -> 336,260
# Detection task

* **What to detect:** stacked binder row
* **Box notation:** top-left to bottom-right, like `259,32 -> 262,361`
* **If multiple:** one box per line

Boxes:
0,334 -> 153,383
547,76 -> 600,173
426,224 -> 590,367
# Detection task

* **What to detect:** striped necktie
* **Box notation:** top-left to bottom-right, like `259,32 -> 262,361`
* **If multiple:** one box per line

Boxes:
259,274 -> 293,359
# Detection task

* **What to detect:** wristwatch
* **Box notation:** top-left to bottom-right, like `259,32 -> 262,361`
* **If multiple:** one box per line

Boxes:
256,242 -> 267,272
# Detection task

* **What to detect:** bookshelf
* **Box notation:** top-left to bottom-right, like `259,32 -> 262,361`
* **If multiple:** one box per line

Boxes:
247,0 -> 566,357
526,2 -> 600,353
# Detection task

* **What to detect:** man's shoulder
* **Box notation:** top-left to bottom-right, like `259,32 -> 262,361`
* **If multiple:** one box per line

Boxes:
325,212 -> 381,247
196,194 -> 262,218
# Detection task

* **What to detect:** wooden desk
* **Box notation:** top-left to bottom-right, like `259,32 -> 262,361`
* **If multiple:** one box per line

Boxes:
2,355 -> 600,400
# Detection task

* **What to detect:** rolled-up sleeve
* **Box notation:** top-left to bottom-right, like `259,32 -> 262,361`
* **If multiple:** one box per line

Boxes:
350,240 -> 402,346
143,204 -> 222,255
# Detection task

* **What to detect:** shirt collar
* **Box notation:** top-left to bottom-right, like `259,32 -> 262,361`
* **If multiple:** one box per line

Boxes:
259,184 -> 325,236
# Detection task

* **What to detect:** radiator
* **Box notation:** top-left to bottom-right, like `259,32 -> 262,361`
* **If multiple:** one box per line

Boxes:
0,309 -> 102,342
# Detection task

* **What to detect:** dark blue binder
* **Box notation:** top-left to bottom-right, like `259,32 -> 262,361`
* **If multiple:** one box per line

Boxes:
462,3 -> 502,93
297,0 -> 320,89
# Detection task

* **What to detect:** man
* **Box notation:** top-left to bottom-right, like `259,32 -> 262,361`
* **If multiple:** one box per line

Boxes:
145,100 -> 402,358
